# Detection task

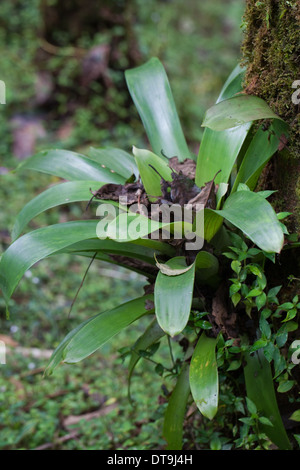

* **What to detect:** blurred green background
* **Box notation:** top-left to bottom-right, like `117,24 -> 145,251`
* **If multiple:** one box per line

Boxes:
0,0 -> 246,450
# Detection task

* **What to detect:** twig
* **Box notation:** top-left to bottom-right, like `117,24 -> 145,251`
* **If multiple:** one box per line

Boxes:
68,252 -> 97,317
167,336 -> 176,371
63,404 -> 118,427
34,430 -> 80,450
38,38 -> 87,57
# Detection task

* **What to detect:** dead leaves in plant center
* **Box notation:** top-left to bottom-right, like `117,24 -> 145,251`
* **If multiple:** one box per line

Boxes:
88,156 -> 220,215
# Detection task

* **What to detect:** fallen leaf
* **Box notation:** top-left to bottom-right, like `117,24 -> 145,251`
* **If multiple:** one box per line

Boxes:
63,404 -> 117,428
90,182 -> 149,207
187,171 -> 221,210
168,157 -> 196,179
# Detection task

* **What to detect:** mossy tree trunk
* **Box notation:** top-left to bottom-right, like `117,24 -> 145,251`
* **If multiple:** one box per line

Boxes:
241,3 -> 300,415
241,1 -> 300,361
241,0 -> 300,236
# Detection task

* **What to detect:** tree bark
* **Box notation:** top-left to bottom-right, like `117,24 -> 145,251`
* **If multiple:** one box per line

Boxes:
241,0 -> 300,235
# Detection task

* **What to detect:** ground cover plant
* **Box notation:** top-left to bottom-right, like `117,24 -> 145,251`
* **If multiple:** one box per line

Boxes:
1,57 -> 299,450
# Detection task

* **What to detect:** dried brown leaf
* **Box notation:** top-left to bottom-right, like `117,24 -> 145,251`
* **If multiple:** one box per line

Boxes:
168,157 -> 196,179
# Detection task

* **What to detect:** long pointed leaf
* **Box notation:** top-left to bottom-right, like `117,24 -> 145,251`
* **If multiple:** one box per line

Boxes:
232,120 -> 290,192
105,212 -> 165,243
58,238 -> 174,259
125,57 -> 190,161
64,251 -> 157,278
45,295 -> 153,375
196,65 -> 251,187
189,333 -> 219,420
105,210 -> 195,247
11,181 -> 103,241
244,349 -> 291,450
163,363 -> 190,450
0,220 -> 100,306
132,146 -> 173,199
202,95 -> 284,131
88,147 -> 139,180
129,238 -> 176,256
216,64 -> 246,103
15,149 -> 125,183
196,124 -> 252,187
128,319 -> 165,398
154,257 -> 196,337
203,208 -> 224,242
213,190 -> 284,253
195,251 -> 219,281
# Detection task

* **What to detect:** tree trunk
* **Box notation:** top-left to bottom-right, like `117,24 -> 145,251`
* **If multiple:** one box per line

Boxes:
241,0 -> 300,422
241,0 -> 300,236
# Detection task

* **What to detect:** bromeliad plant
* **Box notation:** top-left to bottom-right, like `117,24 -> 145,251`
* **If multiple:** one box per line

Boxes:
0,58 -> 296,449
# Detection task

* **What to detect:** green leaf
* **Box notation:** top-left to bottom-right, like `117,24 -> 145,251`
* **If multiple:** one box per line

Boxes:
54,237 -> 175,279
194,251 -> 219,281
216,64 -> 246,102
290,410 -> 300,422
59,237 -> 174,260
15,149 -> 125,183
203,209 -> 224,242
231,292 -> 241,307
232,120 -> 290,192
155,254 -> 194,276
125,57 -> 191,161
45,296 -> 153,374
105,210 -> 193,246
216,183 -> 229,208
189,333 -> 219,420
258,416 -> 274,427
105,211 -> 165,243
196,124 -> 251,187
195,320 -> 212,330
282,308 -> 298,322
128,237 -> 176,256
128,319 -> 165,399
63,250 -> 155,278
246,288 -> 262,298
196,66 -> 251,187
248,264 -> 263,277
0,220 -> 102,308
277,380 -> 294,393
227,359 -> 241,371
236,183 -> 250,192
154,257 -> 196,337
163,363 -> 190,450
267,285 -> 282,302
11,181 -> 104,241
231,260 -> 241,274
246,397 -> 257,415
56,238 -> 156,265
214,191 -> 284,253
202,95 -> 284,131
88,147 -> 139,180
250,338 -> 269,352
132,146 -> 173,199
210,437 -> 222,450
279,302 -> 294,310
259,316 -> 271,339
244,348 -> 291,449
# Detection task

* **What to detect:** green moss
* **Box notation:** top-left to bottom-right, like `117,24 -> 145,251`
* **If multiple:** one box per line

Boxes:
263,148 -> 300,233
241,0 -> 300,156
241,0 -> 300,233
